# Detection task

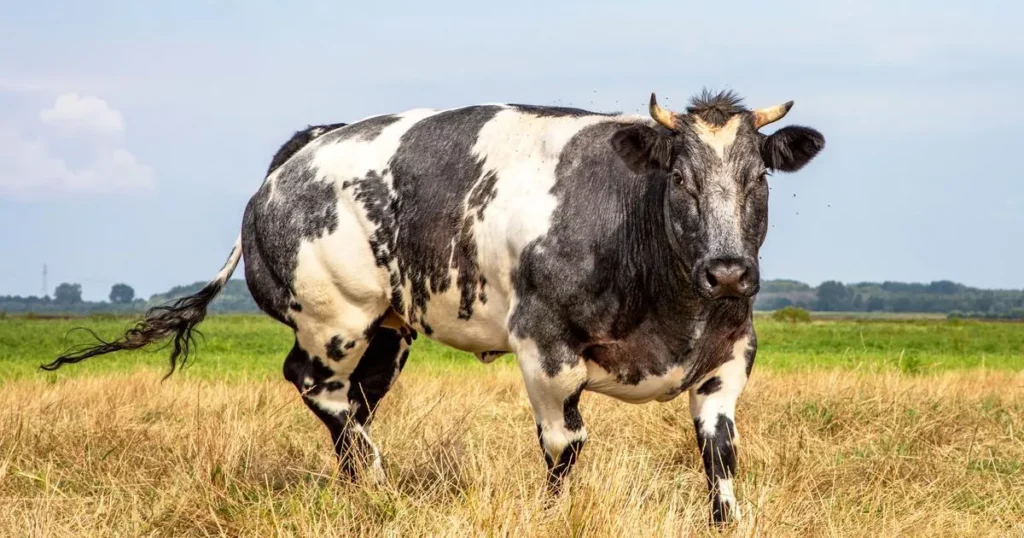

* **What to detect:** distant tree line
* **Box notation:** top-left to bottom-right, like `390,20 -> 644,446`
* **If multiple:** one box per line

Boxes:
756,279 -> 1024,319
0,280 -> 259,315
146,280 -> 260,313
2,278 -> 1022,320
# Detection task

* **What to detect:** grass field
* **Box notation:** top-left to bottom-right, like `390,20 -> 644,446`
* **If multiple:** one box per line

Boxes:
1,315 -> 1022,536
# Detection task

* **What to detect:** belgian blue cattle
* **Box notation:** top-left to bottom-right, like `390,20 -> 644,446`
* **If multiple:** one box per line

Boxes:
44,90 -> 825,525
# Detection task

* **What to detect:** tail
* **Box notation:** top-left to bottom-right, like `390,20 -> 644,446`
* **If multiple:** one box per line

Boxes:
40,235 -> 244,378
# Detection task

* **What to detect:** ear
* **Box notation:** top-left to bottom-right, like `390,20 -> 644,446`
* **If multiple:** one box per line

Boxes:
610,125 -> 675,173
760,126 -> 825,172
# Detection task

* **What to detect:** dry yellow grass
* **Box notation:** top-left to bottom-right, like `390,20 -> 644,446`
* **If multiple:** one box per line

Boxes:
2,366 -> 1022,537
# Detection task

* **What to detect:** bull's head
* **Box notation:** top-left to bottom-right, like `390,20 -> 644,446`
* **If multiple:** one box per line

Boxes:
611,90 -> 825,300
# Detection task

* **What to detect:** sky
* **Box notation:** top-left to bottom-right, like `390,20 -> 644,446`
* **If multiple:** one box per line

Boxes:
0,0 -> 1021,300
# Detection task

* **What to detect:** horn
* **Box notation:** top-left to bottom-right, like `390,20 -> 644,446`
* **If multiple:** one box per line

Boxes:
649,92 -> 678,130
753,101 -> 795,129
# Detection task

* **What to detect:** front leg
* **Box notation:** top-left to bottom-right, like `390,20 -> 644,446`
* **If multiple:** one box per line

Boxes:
688,331 -> 756,525
513,337 -> 588,495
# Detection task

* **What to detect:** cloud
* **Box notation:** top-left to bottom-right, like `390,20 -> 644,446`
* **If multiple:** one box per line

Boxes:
40,93 -> 125,135
0,95 -> 155,199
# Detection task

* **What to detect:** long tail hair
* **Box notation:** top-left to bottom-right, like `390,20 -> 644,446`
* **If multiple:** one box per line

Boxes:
40,235 -> 244,378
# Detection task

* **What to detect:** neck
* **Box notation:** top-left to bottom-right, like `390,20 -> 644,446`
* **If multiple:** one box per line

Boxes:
610,173 -> 690,327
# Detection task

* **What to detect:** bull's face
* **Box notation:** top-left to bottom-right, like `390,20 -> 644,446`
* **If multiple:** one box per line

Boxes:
612,91 -> 825,301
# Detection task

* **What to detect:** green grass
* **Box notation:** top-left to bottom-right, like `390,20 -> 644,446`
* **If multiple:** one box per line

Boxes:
1,315 -> 1021,382
0,315 -> 512,382
756,317 -> 1024,371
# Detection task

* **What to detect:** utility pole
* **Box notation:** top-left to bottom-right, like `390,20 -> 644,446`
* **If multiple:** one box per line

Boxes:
42,264 -> 48,297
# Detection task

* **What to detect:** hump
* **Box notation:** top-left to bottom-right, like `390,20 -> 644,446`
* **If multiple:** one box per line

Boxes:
266,122 -> 348,175
507,104 -> 619,118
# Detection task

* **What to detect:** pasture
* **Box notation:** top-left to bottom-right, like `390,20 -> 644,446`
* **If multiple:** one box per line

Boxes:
1,315 -> 1022,536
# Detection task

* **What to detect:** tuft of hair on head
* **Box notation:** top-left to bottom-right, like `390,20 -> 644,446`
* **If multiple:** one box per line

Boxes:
686,89 -> 748,126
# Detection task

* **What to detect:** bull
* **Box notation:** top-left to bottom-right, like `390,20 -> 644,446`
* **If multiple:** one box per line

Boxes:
43,90 -> 824,524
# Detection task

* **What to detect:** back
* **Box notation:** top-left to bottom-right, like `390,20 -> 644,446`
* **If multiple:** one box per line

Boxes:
251,103 -> 645,340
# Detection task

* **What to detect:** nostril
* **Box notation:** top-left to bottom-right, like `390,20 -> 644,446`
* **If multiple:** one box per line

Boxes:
738,267 -> 750,288
705,269 -> 718,288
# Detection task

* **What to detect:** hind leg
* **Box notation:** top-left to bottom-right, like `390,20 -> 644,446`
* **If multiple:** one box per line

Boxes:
283,317 -> 413,481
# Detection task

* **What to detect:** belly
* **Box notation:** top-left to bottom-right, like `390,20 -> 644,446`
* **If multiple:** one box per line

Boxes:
584,361 -> 688,404
401,273 -> 512,355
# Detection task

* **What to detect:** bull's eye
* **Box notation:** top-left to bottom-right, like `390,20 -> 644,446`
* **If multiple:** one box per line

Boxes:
672,168 -> 700,206
745,171 -> 769,195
